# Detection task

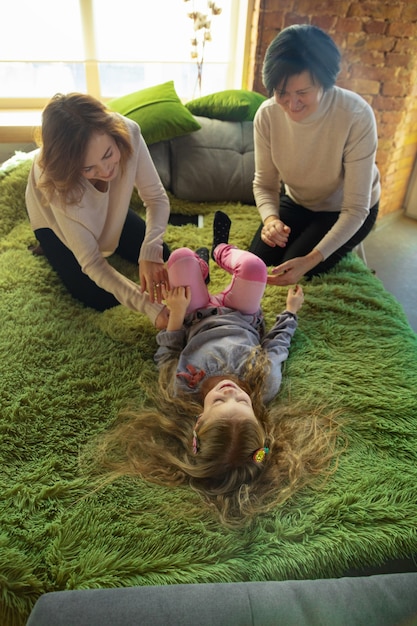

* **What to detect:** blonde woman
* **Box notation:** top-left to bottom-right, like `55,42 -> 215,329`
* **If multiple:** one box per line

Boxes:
26,92 -> 171,328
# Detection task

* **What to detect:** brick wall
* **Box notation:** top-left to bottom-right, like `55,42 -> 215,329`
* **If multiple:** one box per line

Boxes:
248,0 -> 417,219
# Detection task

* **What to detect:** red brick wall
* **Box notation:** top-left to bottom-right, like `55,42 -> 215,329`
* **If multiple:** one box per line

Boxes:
248,0 -> 417,219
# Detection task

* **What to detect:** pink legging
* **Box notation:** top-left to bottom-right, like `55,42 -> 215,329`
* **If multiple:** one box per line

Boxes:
167,245 -> 267,315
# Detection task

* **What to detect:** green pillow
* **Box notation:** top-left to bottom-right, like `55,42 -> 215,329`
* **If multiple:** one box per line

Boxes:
185,89 -> 267,122
107,81 -> 201,145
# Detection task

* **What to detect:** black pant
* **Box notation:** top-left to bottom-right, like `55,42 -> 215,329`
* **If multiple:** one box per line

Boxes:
249,195 -> 379,276
35,209 -> 170,311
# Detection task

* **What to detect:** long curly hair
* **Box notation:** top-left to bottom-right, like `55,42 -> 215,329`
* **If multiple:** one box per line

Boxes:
88,348 -> 341,527
36,92 -> 133,205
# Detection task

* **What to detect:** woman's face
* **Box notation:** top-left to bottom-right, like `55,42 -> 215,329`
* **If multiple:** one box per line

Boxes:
274,70 -> 324,121
81,132 -> 121,182
200,379 -> 257,425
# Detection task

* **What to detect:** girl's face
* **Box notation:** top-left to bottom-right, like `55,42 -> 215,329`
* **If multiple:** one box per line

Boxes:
200,379 -> 257,425
274,70 -> 324,122
81,132 -> 121,183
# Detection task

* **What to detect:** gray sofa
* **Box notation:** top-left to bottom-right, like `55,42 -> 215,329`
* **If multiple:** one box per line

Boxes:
26,575 -> 417,625
149,115 -> 256,204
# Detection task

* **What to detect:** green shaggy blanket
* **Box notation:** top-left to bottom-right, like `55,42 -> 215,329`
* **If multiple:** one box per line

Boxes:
1,158 -> 417,626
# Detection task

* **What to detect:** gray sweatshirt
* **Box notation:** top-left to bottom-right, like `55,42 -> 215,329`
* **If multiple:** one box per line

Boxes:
154,306 -> 298,404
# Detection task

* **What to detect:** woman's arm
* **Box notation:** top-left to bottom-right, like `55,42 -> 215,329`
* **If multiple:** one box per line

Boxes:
127,125 -> 171,299
253,107 -> 282,224
133,132 -> 170,263
253,106 -> 293,250
267,248 -> 324,286
54,206 -> 165,320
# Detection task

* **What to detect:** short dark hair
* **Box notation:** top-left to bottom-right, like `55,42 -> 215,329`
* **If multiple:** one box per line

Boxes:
262,24 -> 341,96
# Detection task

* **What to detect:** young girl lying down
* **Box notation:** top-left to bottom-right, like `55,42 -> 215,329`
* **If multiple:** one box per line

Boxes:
92,212 -> 338,526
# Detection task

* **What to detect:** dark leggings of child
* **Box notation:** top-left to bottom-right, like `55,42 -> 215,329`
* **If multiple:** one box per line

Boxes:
249,196 -> 379,275
34,209 -> 171,311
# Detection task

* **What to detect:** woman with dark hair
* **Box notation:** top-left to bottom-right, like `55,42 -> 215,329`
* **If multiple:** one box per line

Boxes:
26,93 -> 171,328
248,24 -> 380,286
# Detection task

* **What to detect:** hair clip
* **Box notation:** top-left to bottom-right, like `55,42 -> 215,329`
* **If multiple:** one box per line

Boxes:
192,430 -> 199,455
252,447 -> 269,464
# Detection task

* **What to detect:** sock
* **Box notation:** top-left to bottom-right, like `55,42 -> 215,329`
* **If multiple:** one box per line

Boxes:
211,211 -> 231,260
195,247 -> 210,284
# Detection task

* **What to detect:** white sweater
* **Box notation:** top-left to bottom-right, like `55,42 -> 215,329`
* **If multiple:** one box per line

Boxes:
253,86 -> 381,260
25,116 -> 170,322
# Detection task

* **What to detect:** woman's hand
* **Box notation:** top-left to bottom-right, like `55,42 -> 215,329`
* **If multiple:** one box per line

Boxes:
261,217 -> 291,248
267,250 -> 324,286
162,285 -> 191,331
139,260 -> 169,304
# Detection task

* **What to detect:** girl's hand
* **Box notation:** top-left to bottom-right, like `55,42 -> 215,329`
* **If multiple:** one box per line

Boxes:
162,285 -> 191,331
286,284 -> 304,314
261,217 -> 290,248
139,260 -> 169,304
163,285 -> 191,312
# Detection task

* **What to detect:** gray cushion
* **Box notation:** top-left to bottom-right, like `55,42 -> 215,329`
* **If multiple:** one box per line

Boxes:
26,574 -> 417,626
148,140 -> 171,190
170,116 -> 255,204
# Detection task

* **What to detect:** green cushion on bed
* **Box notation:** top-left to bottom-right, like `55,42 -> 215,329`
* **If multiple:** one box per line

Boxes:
107,81 -> 201,145
185,89 -> 267,121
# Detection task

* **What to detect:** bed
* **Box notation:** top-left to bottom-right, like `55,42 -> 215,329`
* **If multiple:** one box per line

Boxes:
1,150 -> 417,626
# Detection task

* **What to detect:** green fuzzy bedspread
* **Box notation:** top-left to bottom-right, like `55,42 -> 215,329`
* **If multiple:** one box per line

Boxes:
1,158 -> 417,626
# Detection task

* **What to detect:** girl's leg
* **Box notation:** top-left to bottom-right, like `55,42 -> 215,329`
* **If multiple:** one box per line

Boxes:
35,228 -> 119,310
212,245 -> 267,314
167,248 -> 210,313
116,208 -> 170,263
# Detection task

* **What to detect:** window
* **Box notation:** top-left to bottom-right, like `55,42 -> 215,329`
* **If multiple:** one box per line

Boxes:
0,0 -> 250,108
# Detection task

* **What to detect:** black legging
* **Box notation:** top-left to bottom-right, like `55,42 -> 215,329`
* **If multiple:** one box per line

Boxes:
35,209 -> 170,311
249,195 -> 379,276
